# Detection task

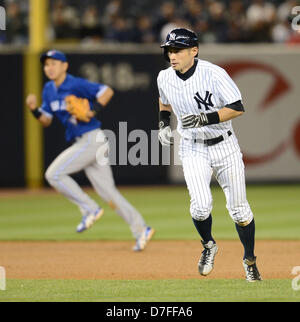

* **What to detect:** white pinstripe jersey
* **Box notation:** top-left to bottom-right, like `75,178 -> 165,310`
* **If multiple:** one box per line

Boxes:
157,58 -> 242,140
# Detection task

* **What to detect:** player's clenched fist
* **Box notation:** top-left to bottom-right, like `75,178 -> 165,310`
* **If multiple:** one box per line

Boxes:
26,94 -> 38,111
181,113 -> 209,128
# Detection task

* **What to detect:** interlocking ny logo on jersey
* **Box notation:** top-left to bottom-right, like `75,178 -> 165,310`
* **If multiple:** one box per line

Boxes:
194,91 -> 214,111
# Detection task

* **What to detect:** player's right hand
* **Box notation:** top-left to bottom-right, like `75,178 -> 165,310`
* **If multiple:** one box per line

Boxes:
26,94 -> 38,111
158,125 -> 173,146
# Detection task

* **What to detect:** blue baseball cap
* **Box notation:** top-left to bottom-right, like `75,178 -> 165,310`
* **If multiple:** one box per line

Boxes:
40,50 -> 67,64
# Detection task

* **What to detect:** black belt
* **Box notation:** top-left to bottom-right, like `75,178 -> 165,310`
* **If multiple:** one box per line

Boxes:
191,130 -> 232,146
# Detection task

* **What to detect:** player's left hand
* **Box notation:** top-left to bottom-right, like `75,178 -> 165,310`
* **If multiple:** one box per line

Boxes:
181,113 -> 208,128
158,125 -> 173,146
65,95 -> 92,122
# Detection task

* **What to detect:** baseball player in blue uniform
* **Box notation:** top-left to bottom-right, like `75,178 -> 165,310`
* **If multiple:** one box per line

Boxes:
26,50 -> 154,251
157,28 -> 261,281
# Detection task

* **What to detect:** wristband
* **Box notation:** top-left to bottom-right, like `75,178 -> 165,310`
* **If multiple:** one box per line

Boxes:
93,102 -> 104,114
159,110 -> 171,129
206,111 -> 220,125
31,109 -> 42,119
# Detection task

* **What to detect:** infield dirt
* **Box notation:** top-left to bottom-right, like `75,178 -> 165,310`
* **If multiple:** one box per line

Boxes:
0,240 -> 299,280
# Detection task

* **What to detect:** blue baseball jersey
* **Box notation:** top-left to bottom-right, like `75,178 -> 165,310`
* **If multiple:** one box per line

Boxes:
39,74 -> 107,142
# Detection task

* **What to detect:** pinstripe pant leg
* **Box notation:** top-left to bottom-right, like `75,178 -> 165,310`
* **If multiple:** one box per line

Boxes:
181,155 -> 213,221
214,149 -> 253,224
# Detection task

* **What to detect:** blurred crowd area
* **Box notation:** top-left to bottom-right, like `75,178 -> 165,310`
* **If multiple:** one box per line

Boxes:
1,0 -> 300,45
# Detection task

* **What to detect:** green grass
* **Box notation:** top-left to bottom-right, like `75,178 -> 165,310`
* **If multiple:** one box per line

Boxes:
0,184 -> 299,241
0,279 -> 299,302
0,184 -> 299,302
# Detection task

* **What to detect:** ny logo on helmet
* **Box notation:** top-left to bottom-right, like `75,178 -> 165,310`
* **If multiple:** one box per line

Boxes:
169,33 -> 176,41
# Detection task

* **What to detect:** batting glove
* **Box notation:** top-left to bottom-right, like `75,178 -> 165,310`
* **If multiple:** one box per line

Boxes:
181,113 -> 208,128
158,125 -> 173,146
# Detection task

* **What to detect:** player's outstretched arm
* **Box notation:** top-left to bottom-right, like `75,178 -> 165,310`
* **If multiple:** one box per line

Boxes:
26,94 -> 52,127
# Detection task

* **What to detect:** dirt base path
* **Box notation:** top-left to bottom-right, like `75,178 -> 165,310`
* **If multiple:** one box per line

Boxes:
0,240 -> 299,280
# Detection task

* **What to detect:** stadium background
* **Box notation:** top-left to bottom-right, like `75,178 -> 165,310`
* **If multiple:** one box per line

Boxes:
0,0 -> 300,188
0,0 -> 300,303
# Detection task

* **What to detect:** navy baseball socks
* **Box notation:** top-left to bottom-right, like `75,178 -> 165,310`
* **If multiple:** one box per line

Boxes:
192,214 -> 216,244
236,219 -> 262,281
192,215 -> 256,259
193,215 -> 218,276
192,215 -> 255,256
235,218 -> 255,260
193,215 -> 260,280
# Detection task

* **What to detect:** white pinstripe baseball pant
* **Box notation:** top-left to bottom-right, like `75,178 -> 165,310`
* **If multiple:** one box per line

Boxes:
179,133 -> 253,225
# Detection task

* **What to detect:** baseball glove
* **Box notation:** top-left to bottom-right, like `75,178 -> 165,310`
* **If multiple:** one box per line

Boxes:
65,95 -> 91,122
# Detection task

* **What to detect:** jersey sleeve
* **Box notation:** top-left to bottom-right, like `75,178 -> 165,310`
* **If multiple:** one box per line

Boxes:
39,86 -> 53,118
213,66 -> 242,106
157,72 -> 170,105
75,77 -> 108,101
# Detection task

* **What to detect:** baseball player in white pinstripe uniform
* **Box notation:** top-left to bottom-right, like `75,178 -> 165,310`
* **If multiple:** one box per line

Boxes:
157,28 -> 261,281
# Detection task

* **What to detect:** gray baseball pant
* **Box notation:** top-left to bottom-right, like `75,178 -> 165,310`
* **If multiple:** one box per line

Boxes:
45,128 -> 146,238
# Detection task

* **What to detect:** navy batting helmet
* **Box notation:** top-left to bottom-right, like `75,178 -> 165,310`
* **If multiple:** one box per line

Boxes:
160,28 -> 199,61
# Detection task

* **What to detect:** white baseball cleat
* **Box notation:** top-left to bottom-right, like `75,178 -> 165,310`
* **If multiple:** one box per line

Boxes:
76,208 -> 104,233
198,240 -> 218,276
243,257 -> 262,282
